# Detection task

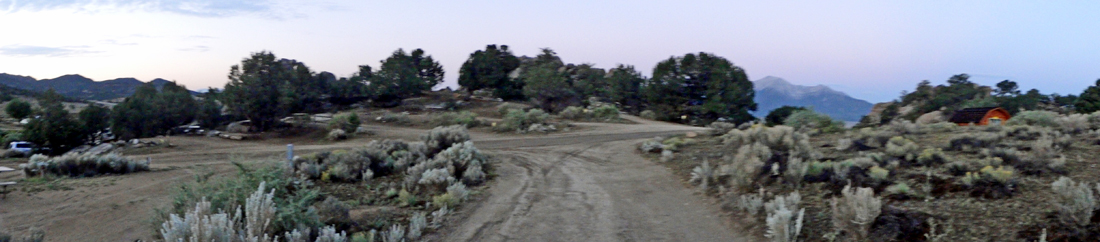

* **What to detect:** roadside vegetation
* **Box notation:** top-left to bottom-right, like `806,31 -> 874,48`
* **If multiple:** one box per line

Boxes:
155,126 -> 490,241
645,75 -> 1100,241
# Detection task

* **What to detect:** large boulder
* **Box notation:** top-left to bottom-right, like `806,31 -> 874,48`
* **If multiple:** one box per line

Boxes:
915,111 -> 946,124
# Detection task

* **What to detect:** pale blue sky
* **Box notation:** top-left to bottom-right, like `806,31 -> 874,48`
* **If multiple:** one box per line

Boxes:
1,0 -> 1098,102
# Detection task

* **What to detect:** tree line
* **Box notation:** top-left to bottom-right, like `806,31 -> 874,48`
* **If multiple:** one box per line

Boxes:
221,45 -> 758,130
867,74 -> 1100,126
10,44 -> 1100,154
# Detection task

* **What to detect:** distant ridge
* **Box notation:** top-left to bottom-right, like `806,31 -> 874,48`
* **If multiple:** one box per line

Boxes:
0,73 -> 191,100
751,76 -> 873,122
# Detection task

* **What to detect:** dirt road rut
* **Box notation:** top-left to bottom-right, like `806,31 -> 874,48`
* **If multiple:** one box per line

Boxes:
437,122 -> 748,241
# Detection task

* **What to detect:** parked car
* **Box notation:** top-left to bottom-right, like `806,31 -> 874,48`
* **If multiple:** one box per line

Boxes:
8,141 -> 33,155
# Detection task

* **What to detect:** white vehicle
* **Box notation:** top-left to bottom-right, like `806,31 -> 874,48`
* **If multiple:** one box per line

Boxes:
8,141 -> 33,155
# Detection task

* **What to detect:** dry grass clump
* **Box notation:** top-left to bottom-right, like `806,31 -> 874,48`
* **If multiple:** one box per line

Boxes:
326,129 -> 348,141
765,192 -> 805,242
1006,110 -> 1059,127
958,166 -> 1016,198
429,111 -> 482,128
558,106 -> 585,120
296,126 -> 488,190
377,111 -> 411,125
639,110 -> 657,120
916,148 -> 947,166
784,109 -> 845,133
493,109 -> 552,133
830,185 -> 882,241
707,121 -> 738,136
1050,177 -> 1097,228
946,132 -> 1004,151
922,122 -> 958,133
638,137 -> 666,153
884,136 -> 920,162
884,119 -> 922,135
422,125 -> 471,156
21,153 -> 150,177
495,103 -> 529,116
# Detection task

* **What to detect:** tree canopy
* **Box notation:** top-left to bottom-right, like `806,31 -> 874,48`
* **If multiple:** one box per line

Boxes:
604,65 -> 646,113
643,52 -> 756,124
5,98 -> 31,120
368,48 -> 444,103
458,45 -> 521,98
112,82 -> 198,139
1076,79 -> 1100,114
223,51 -> 297,131
765,106 -> 807,127
23,89 -> 83,154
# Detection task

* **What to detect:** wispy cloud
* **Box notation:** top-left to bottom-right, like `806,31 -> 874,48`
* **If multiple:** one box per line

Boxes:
0,0 -> 279,18
178,45 -> 209,52
0,45 -> 98,57
102,39 -> 138,46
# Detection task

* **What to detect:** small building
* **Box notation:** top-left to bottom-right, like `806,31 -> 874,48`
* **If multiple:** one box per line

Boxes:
949,107 -> 1011,126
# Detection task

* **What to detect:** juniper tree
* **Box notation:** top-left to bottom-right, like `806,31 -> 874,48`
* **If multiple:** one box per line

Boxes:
458,45 -> 521,98
643,52 -> 756,123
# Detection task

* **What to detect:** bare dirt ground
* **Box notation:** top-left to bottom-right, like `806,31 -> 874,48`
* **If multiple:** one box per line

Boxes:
0,116 -> 751,241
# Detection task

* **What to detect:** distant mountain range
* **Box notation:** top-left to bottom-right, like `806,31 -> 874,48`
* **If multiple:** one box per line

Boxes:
0,73 -> 189,100
751,76 -> 873,122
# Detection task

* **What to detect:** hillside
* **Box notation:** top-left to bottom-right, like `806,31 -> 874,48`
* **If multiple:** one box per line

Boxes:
751,76 -> 873,122
0,73 -> 178,100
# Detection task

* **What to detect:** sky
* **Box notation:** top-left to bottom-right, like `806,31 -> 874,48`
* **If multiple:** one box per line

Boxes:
1,0 -> 1099,103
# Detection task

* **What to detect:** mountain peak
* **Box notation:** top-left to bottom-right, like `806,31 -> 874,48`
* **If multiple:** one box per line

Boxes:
751,76 -> 873,122
0,73 -> 194,100
753,76 -> 792,90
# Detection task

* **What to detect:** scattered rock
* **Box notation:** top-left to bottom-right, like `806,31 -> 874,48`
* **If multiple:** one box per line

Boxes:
870,206 -> 933,242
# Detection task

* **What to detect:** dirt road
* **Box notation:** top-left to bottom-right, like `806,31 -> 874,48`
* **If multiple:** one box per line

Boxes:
0,116 -> 750,241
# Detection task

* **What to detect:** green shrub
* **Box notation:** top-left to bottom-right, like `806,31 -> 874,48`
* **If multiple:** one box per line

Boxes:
329,112 -> 361,132
916,148 -> 947,166
947,132 -> 1004,151
867,166 -> 889,181
784,109 -> 844,133
884,136 -> 920,161
591,106 -> 620,121
639,110 -> 657,120
158,163 -> 323,237
21,153 -> 150,177
5,98 -> 32,120
160,182 -> 347,242
1006,110 -> 1058,127
496,103 -> 528,116
885,182 -> 912,196
422,125 -> 471,156
378,111 -> 411,125
430,111 -> 482,127
0,130 -> 20,147
559,106 -> 585,120
494,109 -> 550,133
959,165 -> 1016,198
